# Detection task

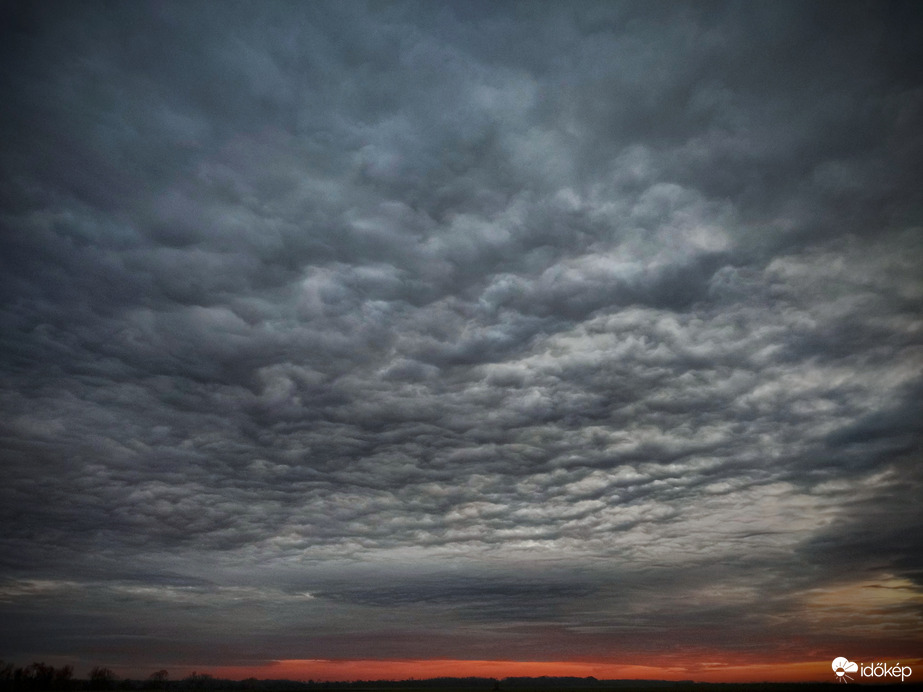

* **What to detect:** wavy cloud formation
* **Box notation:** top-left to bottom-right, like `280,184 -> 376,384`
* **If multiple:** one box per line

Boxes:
1,0 -> 921,677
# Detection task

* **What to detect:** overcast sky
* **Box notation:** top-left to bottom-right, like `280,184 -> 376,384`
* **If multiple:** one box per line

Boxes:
1,0 -> 922,683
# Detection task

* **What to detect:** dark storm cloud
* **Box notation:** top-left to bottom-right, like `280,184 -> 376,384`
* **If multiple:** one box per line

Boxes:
2,0 -> 922,675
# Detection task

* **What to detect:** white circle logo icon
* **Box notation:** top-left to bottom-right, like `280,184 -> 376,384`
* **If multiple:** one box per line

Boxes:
833,657 -> 859,683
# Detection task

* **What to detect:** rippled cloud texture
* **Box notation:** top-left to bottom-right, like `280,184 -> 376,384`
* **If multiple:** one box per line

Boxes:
1,0 -> 922,680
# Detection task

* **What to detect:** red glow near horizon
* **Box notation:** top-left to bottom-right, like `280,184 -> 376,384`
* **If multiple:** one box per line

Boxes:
204,657 -> 923,684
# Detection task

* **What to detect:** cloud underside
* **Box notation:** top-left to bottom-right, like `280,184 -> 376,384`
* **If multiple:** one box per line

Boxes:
1,1 -> 922,671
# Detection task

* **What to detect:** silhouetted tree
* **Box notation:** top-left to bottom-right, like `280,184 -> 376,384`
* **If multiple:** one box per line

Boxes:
183,673 -> 214,691
11,663 -> 56,690
53,666 -> 74,690
89,667 -> 115,691
0,663 -> 13,692
145,671 -> 167,691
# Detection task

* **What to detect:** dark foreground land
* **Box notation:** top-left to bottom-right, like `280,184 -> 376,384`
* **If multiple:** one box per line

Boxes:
160,683 -> 923,692
4,672 -> 922,692
9,684 -> 923,692
308,682 -> 923,691
268,683 -> 923,692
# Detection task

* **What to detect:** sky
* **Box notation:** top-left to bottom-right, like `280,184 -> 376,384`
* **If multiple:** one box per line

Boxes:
1,0 -> 922,684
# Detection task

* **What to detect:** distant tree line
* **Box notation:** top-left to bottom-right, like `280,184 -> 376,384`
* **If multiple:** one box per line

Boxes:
1,665 -> 705,692
1,667 -> 504,692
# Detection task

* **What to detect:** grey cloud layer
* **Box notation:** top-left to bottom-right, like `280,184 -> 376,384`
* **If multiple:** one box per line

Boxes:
1,0 -> 922,672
